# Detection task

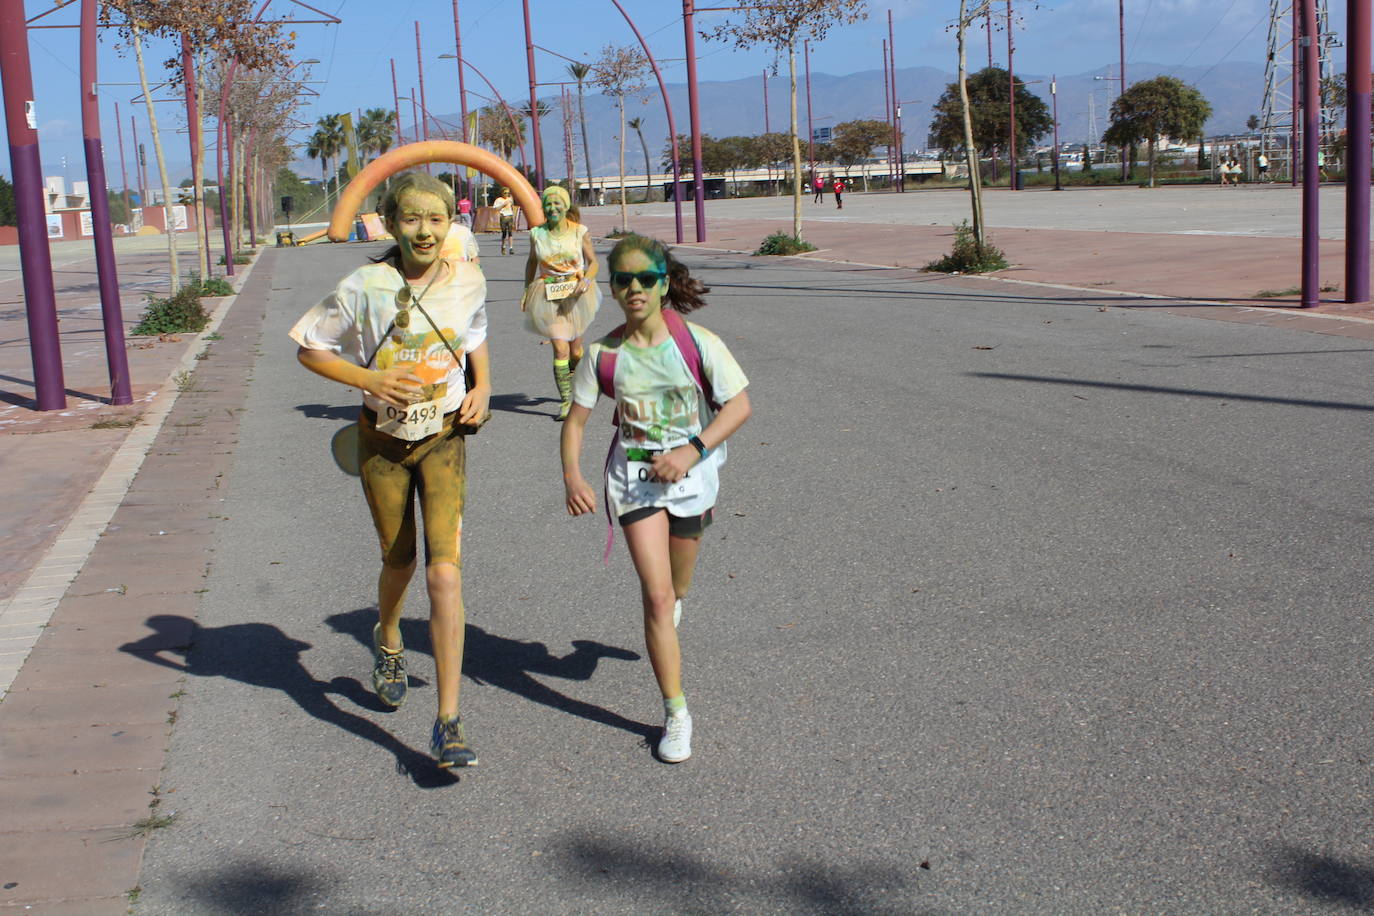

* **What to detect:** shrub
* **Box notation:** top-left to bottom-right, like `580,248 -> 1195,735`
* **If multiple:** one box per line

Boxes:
218,251 -> 253,265
131,285 -> 210,336
192,276 -> 235,297
923,221 -> 1008,274
754,232 -> 817,256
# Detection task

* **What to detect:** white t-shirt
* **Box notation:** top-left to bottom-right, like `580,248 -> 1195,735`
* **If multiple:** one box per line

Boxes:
440,222 -> 480,261
289,258 -> 488,416
572,319 -> 748,517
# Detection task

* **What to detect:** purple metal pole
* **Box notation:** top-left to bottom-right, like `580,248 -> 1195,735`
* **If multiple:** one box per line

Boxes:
606,0 -> 682,242
889,10 -> 902,191
114,100 -> 132,219
80,0 -> 132,404
452,0 -> 470,143
416,22 -> 432,174
682,0 -> 706,241
1301,0 -> 1320,306
1119,0 -> 1128,180
1346,0 -> 1371,303
1292,4 -> 1300,186
390,58 -> 404,143
882,39 -> 892,186
1008,0 -> 1018,190
1,0 -> 65,410
410,92 -> 420,145
521,0 -> 544,190
804,40 -> 815,168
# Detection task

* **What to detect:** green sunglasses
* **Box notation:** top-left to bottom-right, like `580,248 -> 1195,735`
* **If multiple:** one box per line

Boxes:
609,270 -> 667,289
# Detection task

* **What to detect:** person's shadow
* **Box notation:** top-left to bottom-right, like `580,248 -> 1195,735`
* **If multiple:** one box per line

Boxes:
324,608 -> 654,741
121,614 -> 460,787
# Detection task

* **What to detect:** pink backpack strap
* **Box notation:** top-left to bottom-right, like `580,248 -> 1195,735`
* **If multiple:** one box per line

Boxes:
662,309 -> 719,410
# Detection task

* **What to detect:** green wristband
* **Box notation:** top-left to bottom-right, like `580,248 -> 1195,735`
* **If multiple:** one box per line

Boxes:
689,435 -> 710,458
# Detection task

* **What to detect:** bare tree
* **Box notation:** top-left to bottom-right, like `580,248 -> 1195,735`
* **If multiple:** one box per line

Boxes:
705,0 -> 868,241
955,0 -> 990,247
592,44 -> 649,232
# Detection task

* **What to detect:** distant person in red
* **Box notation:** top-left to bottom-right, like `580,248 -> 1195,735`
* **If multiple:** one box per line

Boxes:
813,175 -> 825,203
457,195 -> 472,228
832,177 -> 845,210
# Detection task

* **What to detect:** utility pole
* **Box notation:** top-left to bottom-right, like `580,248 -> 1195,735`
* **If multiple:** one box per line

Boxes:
521,0 -> 544,190
682,0 -> 706,241
451,0 -> 470,143
1051,75 -> 1062,191
889,9 -> 902,191
1,0 -> 66,409
1300,0 -> 1320,306
1346,0 -> 1370,302
1119,0 -> 1128,180
1007,0 -> 1018,190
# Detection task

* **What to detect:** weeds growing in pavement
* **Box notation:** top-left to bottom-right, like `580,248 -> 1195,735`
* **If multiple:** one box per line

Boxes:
754,232 -> 817,256
924,221 -> 1008,274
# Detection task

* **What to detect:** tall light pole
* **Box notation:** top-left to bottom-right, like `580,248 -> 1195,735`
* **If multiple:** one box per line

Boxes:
521,0 -> 544,190
81,0 -> 131,405
1051,75 -> 1062,191
390,58 -> 404,143
1300,0 -> 1320,307
451,0 -> 470,143
804,38 -> 814,167
882,38 -> 892,186
1007,0 -> 1018,190
1345,0 -> 1370,303
683,0 -> 706,241
889,9 -> 902,192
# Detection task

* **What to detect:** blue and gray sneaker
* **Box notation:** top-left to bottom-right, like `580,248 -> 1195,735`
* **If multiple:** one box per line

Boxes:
431,715 -> 478,768
371,622 -> 407,708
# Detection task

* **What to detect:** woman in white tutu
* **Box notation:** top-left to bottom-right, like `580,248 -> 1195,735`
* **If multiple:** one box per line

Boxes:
522,185 -> 600,420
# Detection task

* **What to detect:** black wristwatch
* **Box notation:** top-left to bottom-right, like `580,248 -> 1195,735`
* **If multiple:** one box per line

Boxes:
688,435 -> 710,459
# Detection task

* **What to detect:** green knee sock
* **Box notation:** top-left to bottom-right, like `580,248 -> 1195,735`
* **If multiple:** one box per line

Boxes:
553,358 -> 572,401
664,694 -> 687,717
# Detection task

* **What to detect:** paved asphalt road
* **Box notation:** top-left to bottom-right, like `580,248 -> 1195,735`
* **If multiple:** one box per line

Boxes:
133,233 -> 1374,913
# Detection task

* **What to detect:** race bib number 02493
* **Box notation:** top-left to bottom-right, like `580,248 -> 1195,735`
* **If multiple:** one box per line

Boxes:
377,397 -> 443,441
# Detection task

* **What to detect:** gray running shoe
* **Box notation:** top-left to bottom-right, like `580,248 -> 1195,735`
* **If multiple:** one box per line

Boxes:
371,622 -> 407,708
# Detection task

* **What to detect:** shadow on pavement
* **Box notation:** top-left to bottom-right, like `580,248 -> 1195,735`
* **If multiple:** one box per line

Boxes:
1265,845 -> 1374,907
294,402 -> 360,422
969,372 -> 1374,413
325,607 -> 654,740
119,614 -> 461,789
554,831 -> 926,913
490,391 -> 559,418
167,862 -> 325,914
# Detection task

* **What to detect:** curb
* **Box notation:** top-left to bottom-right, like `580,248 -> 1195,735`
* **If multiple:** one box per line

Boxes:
0,254 -> 262,695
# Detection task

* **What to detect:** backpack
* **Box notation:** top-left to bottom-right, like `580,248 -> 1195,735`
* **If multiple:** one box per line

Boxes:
592,308 -> 722,561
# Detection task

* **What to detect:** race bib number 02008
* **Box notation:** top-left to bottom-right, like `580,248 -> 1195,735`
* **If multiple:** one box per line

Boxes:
544,278 -> 577,301
377,397 -> 443,441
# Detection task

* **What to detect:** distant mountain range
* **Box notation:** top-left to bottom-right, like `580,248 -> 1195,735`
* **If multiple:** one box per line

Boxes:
390,60 -> 1269,180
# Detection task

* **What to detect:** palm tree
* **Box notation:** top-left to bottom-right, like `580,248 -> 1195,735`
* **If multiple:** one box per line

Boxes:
357,108 -> 396,161
518,100 -> 552,180
628,116 -> 653,203
567,62 -> 596,203
307,114 -> 344,209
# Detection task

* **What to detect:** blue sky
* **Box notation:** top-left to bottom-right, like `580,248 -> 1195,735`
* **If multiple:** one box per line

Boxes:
1,0 -> 1337,185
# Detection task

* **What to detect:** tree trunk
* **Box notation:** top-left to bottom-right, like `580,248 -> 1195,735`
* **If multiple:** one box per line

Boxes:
957,0 -> 985,246
190,47 -> 209,279
638,130 -> 652,203
132,24 -> 180,292
618,99 -> 628,231
231,128 -> 242,251
576,83 -> 594,205
788,44 -> 802,240
1147,137 -> 1156,188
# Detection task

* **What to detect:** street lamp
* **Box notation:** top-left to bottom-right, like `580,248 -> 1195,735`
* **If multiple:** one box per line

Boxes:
1051,76 -> 1061,191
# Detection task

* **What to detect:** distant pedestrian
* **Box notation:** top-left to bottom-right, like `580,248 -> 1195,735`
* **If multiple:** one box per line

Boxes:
1318,149 -> 1328,180
492,186 -> 517,255
833,177 -> 845,209
458,194 -> 472,228
813,175 -> 825,203
1256,153 -> 1269,181
560,233 -> 752,765
289,171 -> 490,769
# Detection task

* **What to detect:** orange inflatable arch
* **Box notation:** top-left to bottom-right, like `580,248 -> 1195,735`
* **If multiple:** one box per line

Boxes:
327,140 -> 544,241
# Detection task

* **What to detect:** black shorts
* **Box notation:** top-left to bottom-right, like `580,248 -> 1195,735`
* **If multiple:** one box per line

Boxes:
499,215 -> 514,237
618,506 -> 714,538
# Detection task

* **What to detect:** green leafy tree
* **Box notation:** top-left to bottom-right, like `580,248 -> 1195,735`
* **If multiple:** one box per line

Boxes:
928,67 -> 1053,163
0,175 -> 15,226
478,105 -> 525,161
1102,76 -> 1211,188
832,118 -> 890,183
357,108 -> 396,161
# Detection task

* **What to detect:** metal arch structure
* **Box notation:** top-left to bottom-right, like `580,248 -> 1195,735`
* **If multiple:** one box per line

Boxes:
326,140 -> 544,241
1260,0 -> 1338,179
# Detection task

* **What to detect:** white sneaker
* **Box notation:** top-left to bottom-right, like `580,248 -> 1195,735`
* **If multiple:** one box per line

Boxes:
658,711 -> 692,763
673,598 -> 682,628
